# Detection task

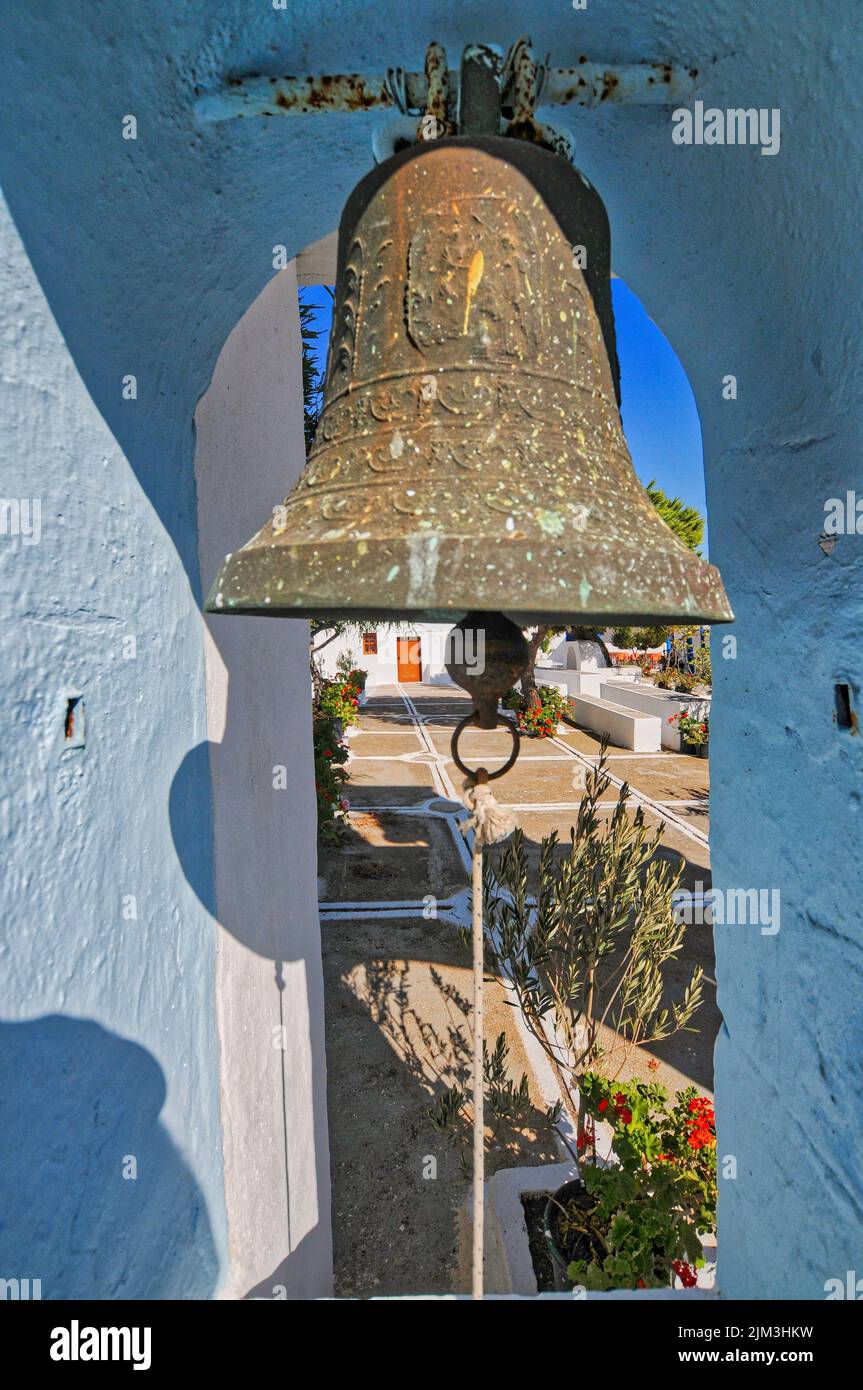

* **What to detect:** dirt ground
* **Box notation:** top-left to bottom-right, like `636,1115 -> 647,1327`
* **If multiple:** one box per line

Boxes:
318,683 -> 718,1296
321,916 -> 557,1296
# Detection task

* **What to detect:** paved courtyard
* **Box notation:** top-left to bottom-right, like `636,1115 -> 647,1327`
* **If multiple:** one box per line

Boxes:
318,683 -> 718,1295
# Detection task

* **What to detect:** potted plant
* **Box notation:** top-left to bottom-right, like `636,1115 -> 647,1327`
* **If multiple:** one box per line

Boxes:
672,670 -> 698,694
668,711 -> 709,756
318,677 -> 361,735
543,1177 -> 604,1285
544,1076 -> 716,1291
504,683 -> 570,739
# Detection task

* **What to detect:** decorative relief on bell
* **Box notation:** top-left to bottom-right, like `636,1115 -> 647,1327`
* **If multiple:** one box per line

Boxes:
404,198 -> 539,361
328,238 -> 363,395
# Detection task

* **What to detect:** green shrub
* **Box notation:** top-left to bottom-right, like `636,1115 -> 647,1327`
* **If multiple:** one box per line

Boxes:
672,670 -> 698,694
483,745 -> 704,1127
312,715 -> 350,843
318,678 -> 361,727
693,644 -> 712,687
611,625 -> 669,651
313,674 -> 359,841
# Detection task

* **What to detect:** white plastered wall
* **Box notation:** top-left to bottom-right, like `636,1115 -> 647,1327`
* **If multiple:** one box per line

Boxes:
194,262 -> 332,1299
317,623 -> 456,687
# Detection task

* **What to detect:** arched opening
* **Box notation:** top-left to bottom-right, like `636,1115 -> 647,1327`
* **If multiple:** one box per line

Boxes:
302,260 -> 721,1295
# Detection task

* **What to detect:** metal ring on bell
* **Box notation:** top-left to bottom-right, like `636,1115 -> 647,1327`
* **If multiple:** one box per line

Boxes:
450,713 -> 520,782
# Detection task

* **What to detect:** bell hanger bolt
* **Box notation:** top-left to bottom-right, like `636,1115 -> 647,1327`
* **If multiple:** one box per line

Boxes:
195,43 -> 699,124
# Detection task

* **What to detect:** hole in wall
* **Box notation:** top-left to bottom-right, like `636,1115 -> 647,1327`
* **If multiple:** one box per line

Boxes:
64,695 -> 85,747
835,683 -> 856,732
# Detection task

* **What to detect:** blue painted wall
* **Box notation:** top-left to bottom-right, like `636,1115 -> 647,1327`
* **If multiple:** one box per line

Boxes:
0,184 -> 223,1295
1,0 -> 861,1298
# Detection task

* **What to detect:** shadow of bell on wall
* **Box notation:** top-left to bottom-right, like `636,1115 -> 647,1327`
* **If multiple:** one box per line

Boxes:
0,1015 -> 218,1299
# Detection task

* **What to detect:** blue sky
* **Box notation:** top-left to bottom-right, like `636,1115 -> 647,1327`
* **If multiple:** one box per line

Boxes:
611,279 -> 708,550
302,277 -> 708,549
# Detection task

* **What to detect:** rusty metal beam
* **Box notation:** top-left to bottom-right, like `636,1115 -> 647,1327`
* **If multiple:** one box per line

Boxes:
544,60 -> 698,108
194,60 -> 699,124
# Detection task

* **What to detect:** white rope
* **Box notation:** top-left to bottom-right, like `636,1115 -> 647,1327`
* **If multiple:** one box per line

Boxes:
460,776 -> 517,1299
470,845 -> 484,1300
459,779 -> 517,846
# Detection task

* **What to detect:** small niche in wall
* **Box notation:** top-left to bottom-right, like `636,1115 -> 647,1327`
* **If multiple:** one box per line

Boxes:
834,683 -> 857,733
64,695 -> 85,748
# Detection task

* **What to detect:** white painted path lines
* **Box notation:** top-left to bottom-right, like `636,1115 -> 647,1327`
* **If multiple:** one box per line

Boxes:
548,734 -> 710,849
347,691 -> 709,850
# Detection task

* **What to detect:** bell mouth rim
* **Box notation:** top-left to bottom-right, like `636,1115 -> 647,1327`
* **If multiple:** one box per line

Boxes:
205,531 -> 734,627
204,602 -> 735,626
204,561 -> 733,628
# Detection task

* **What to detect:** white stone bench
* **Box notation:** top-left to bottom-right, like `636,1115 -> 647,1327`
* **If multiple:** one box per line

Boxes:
565,692 -> 662,752
599,682 -> 710,751
535,665 -> 641,699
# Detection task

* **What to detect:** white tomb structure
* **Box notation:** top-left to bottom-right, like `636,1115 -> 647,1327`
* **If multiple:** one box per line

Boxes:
537,634 -> 642,698
536,634 -> 663,751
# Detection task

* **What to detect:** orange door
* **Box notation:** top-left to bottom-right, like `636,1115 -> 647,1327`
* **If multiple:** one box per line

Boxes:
396,636 -> 422,682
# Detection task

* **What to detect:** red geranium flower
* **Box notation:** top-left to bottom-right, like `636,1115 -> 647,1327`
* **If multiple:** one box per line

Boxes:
672,1260 -> 698,1289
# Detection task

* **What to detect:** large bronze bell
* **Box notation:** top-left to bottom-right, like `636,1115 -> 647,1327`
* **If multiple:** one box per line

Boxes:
206,134 -> 732,628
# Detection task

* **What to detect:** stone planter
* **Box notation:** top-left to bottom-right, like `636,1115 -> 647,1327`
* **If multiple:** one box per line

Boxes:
472,1163 -> 716,1296
544,1176 -> 718,1294
543,1177 -> 595,1290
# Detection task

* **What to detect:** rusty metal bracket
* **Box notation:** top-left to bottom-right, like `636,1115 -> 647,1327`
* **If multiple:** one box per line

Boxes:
195,48 -> 699,124
419,41 -> 452,139
458,44 -> 501,138
502,35 -> 544,142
